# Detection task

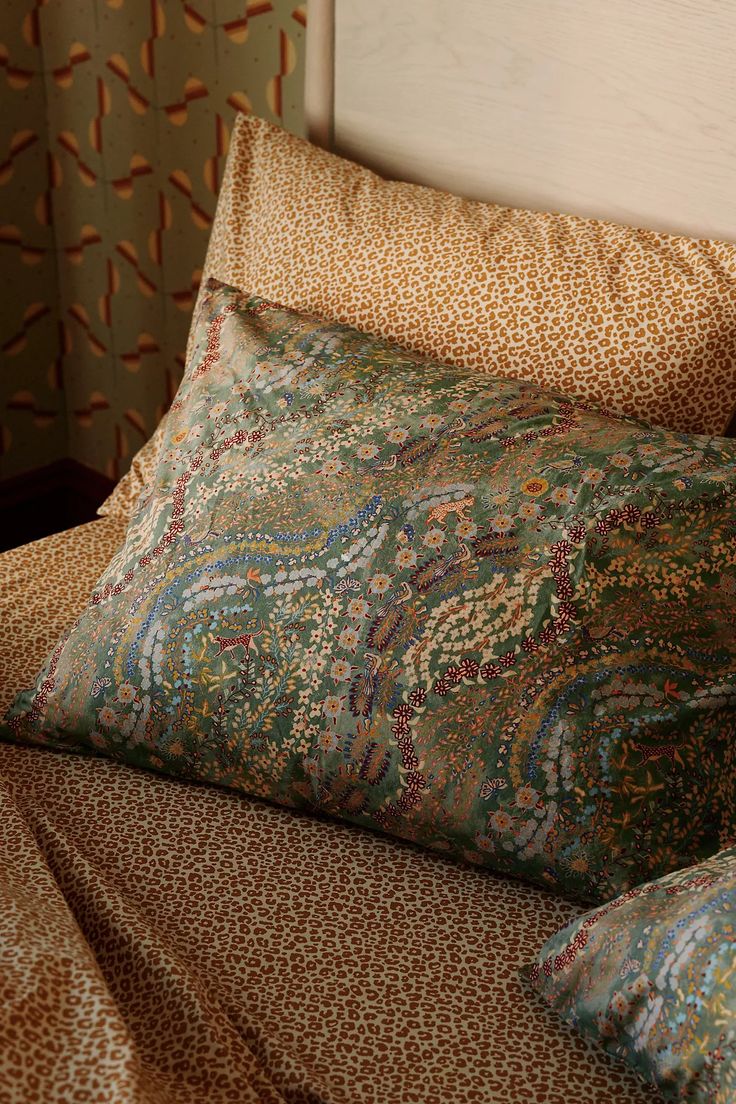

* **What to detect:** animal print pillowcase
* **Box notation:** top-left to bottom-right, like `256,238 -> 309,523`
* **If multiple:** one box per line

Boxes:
102,112 -> 736,528
201,114 -> 736,436
5,279 -> 736,903
525,847 -> 736,1101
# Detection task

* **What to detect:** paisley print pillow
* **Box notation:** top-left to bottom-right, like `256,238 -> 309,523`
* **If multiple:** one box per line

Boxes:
5,279 -> 736,903
524,848 -> 736,1102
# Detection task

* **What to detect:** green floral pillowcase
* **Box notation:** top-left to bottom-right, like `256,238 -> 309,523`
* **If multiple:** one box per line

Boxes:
4,279 -> 736,903
525,847 -> 736,1102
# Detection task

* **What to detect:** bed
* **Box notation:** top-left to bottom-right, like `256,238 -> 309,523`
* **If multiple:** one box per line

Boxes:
2,3 -> 735,1102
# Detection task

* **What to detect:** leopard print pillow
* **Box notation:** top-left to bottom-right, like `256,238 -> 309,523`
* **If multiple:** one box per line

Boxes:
101,114 -> 736,522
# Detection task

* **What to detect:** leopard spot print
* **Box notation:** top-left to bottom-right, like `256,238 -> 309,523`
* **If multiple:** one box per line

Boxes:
201,115 -> 736,439
0,521 -> 659,1102
101,115 -> 736,524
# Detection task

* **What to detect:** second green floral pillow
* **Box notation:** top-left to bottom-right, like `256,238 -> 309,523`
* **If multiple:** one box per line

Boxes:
524,848 -> 736,1100
5,279 -> 736,902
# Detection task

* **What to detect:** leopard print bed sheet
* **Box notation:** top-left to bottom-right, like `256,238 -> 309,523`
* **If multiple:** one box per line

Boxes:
0,519 -> 659,1103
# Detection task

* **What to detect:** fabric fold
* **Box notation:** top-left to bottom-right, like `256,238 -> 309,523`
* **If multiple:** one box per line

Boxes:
1,768 -> 290,1104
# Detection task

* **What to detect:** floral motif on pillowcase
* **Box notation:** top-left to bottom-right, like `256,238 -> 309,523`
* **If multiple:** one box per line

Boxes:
525,847 -> 736,1102
5,279 -> 736,903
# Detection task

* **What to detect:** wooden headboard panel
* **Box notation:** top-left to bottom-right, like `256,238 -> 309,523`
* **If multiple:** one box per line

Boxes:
306,0 -> 736,244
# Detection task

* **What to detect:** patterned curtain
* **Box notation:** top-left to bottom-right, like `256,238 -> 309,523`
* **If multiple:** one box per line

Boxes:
0,1 -> 306,481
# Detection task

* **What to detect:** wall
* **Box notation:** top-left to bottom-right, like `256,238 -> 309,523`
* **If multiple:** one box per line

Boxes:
0,0 -> 306,482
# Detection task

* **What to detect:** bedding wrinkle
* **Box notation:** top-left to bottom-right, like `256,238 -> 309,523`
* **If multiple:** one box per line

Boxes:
0,766 -> 289,1104
0,773 -> 146,1104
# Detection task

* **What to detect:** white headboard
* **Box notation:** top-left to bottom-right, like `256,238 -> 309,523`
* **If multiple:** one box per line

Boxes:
305,0 -> 736,243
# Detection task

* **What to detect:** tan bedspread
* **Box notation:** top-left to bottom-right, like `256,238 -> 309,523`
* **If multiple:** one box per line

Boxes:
0,520 -> 658,1103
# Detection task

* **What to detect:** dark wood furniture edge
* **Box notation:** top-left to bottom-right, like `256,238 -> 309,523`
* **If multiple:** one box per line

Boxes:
0,459 -> 116,552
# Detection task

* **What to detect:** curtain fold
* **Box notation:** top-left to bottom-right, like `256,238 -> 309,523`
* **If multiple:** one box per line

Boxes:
0,1 -> 306,482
